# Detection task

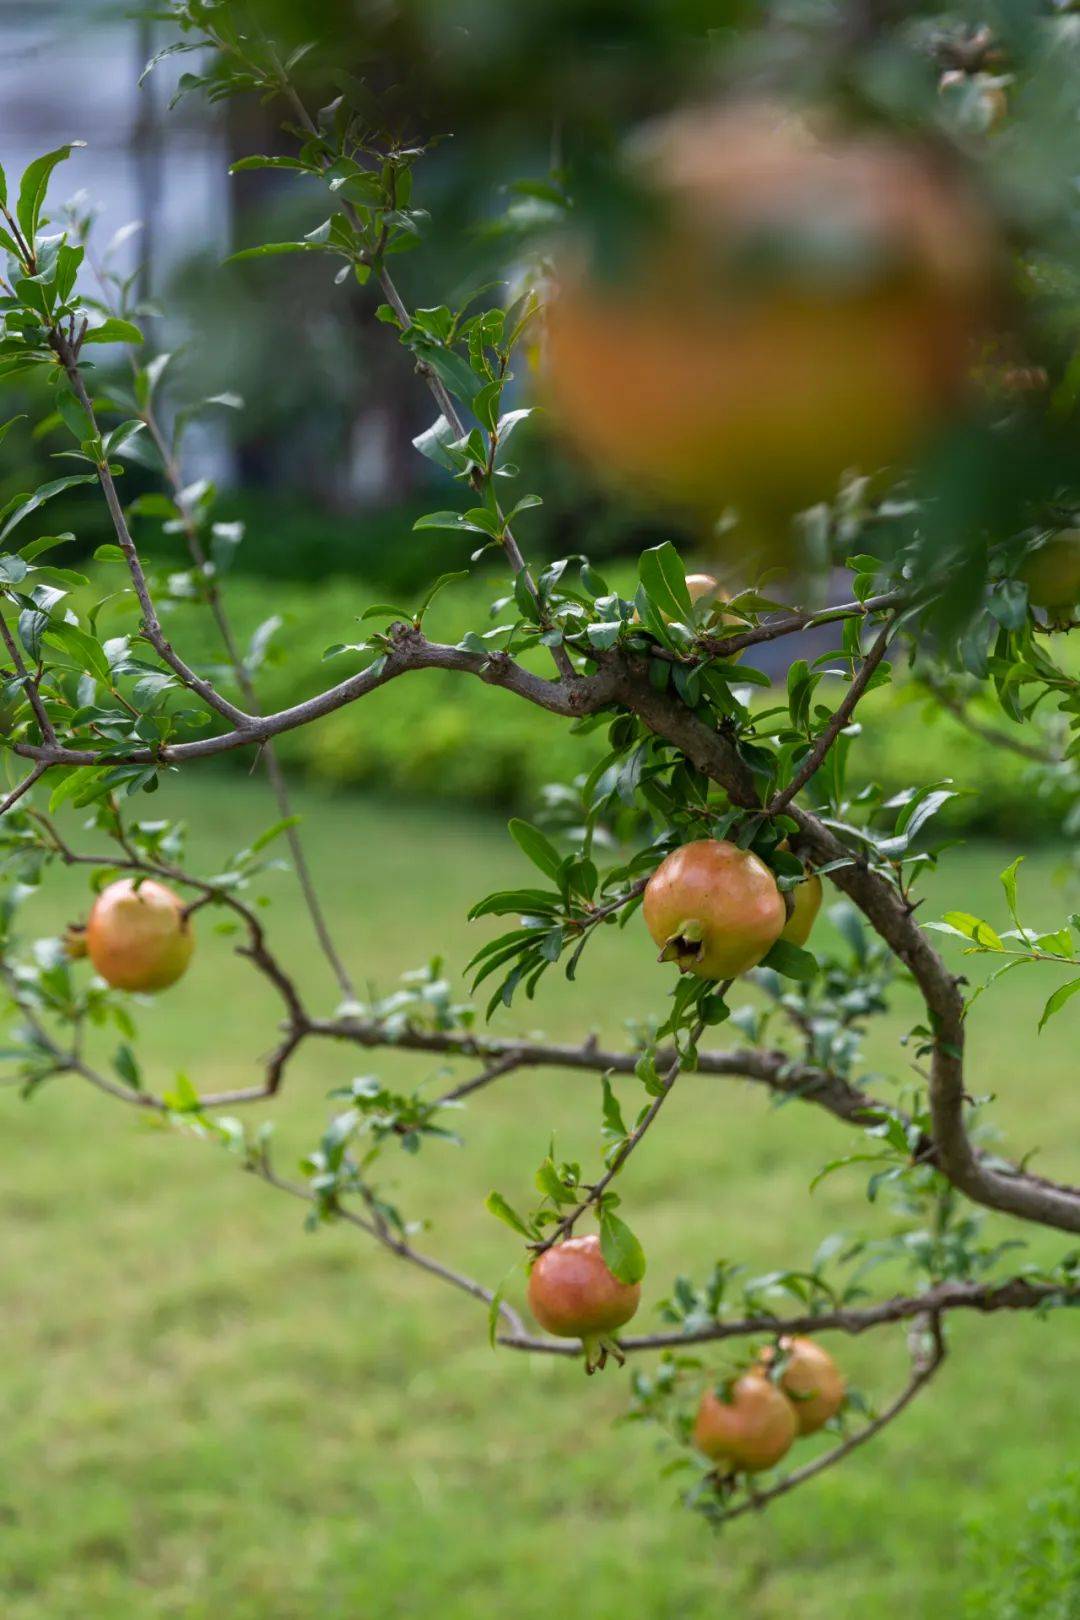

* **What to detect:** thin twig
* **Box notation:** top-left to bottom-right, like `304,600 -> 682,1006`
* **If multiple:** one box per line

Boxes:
534,1016 -> 708,1253
0,761 -> 47,817
251,1158 -> 528,1337
767,619 -> 893,816
0,604 -> 56,744
49,327 -> 253,731
132,348 -> 357,1001
916,671 -> 1061,765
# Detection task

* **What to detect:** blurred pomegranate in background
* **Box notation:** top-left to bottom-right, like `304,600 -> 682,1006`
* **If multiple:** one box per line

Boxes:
545,101 -> 1001,558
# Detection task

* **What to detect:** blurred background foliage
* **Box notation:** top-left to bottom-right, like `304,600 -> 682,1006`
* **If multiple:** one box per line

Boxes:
1,0 -> 1079,832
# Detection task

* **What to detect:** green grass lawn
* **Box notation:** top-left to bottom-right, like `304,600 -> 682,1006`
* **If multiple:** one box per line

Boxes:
1,770 -> 1078,1619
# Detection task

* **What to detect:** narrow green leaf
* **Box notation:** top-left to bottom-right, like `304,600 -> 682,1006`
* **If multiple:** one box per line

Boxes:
485,1190 -> 531,1237
1000,856 -> 1024,932
1038,977 -> 1080,1034
16,143 -> 84,246
507,818 -> 563,883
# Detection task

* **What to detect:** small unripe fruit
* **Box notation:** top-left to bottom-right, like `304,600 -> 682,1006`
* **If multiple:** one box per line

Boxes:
63,921 -> 88,961
1019,531 -> 1080,614
644,839 -> 785,979
528,1234 -> 640,1372
781,873 -> 823,947
760,1335 -> 846,1435
86,878 -> 194,992
693,1372 -> 798,1474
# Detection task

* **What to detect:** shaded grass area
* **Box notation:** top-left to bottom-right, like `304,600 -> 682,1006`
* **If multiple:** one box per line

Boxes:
1,771 -> 1078,1618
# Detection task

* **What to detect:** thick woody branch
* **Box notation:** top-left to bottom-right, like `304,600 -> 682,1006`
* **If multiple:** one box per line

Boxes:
592,652 -> 1080,1234
498,1276 -> 1077,1356
306,1015 -> 888,1132
787,805 -> 1080,1234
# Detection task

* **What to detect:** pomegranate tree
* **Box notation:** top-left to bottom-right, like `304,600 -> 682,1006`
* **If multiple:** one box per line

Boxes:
0,0 -> 1077,1540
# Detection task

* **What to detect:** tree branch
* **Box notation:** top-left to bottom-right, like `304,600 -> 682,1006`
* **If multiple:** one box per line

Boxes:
49,327 -> 254,732
766,620 -> 893,816
249,1158 -> 528,1338
497,1275 -> 1077,1356
12,627 -> 618,769
533,1019 -> 705,1253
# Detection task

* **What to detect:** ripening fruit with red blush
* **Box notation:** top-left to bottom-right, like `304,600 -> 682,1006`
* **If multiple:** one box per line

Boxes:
644,839 -> 785,980
546,99 -> 999,548
693,1372 -> 798,1474
527,1233 -> 641,1372
760,1335 -> 846,1434
86,878 -> 195,992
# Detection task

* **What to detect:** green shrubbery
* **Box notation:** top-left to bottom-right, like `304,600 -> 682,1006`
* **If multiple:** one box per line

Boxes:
963,1472 -> 1080,1619
129,569 -> 1071,838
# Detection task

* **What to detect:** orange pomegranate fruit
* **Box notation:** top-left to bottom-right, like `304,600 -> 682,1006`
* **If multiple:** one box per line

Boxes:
643,839 -> 785,980
86,878 -> 195,992
693,1371 -> 798,1474
528,1234 -> 641,1372
546,101 -> 998,535
760,1335 -> 846,1435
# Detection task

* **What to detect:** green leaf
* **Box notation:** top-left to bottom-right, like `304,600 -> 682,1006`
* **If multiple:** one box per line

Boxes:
507,818 -> 563,882
638,541 -> 692,621
758,938 -> 819,982
535,1157 -> 573,1205
0,475 -> 98,542
103,419 -> 147,455
16,143 -> 85,246
599,1211 -> 646,1286
229,154 -> 315,173
415,570 -> 470,623
1000,856 -> 1024,932
0,415 -> 26,449
600,1074 -> 628,1142
43,621 -> 112,684
81,318 -> 144,347
1038,977 -> 1080,1034
249,816 -> 302,854
939,911 -> 1005,951
485,1190 -> 531,1237
226,241 -> 337,263
409,339 -> 479,406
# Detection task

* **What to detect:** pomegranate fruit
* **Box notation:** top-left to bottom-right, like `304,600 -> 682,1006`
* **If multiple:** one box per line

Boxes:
546,100 -> 998,534
693,1372 -> 798,1474
643,839 -> 785,979
86,878 -> 195,992
781,872 -> 823,947
527,1233 -> 640,1372
760,1335 -> 846,1435
1020,531 -> 1080,615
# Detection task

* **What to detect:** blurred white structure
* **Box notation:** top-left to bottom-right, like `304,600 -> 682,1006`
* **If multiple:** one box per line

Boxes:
0,1 -> 229,285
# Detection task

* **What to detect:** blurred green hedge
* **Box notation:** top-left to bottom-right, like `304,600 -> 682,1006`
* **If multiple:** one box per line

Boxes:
142,570 -> 1067,837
